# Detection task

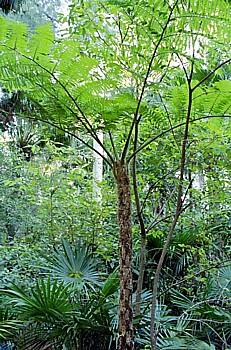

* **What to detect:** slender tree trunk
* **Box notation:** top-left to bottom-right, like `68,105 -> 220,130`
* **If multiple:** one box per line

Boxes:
115,160 -> 134,350
150,88 -> 193,350
135,233 -> 146,316
132,118 -> 147,317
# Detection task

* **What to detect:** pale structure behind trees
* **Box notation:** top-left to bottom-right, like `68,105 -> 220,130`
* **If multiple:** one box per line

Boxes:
93,131 -> 104,202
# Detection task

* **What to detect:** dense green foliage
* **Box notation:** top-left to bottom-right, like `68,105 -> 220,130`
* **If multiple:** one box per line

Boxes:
0,0 -> 230,349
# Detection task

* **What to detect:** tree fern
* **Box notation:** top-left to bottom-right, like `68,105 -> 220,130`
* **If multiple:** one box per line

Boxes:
0,2 -> 230,348
0,4 -> 229,150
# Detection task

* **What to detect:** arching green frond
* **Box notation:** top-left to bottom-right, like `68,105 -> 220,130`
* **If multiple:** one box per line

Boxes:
1,279 -> 72,322
0,307 -> 22,340
30,23 -> 54,55
157,336 -> 216,350
0,17 -> 27,50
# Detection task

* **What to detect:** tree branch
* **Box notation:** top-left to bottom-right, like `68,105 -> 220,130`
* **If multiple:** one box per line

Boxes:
108,131 -> 118,160
192,58 -> 231,92
2,44 -> 115,164
150,79 -> 193,348
120,0 -> 179,162
128,115 -> 231,162
158,92 -> 179,149
132,117 -> 147,317
158,259 -> 231,297
2,109 -> 112,168
140,167 -> 179,214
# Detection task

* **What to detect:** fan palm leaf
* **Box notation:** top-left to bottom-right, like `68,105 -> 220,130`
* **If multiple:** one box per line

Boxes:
1,279 -> 72,322
44,239 -> 100,292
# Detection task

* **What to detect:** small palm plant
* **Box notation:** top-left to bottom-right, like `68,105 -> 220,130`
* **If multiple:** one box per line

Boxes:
3,279 -> 72,321
0,279 -> 71,349
44,239 -> 101,292
0,240 -> 120,349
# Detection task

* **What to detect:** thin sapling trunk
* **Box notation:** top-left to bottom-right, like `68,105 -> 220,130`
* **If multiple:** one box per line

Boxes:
150,88 -> 193,350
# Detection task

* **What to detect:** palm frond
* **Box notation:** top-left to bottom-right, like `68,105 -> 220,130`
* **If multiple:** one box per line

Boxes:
1,279 -> 72,322
44,239 -> 100,292
207,263 -> 231,299
157,335 -> 216,350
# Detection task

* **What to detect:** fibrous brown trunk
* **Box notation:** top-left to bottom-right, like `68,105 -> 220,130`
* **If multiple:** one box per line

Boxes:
115,160 -> 134,350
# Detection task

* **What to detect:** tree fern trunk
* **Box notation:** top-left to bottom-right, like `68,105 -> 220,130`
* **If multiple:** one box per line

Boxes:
115,160 -> 134,350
